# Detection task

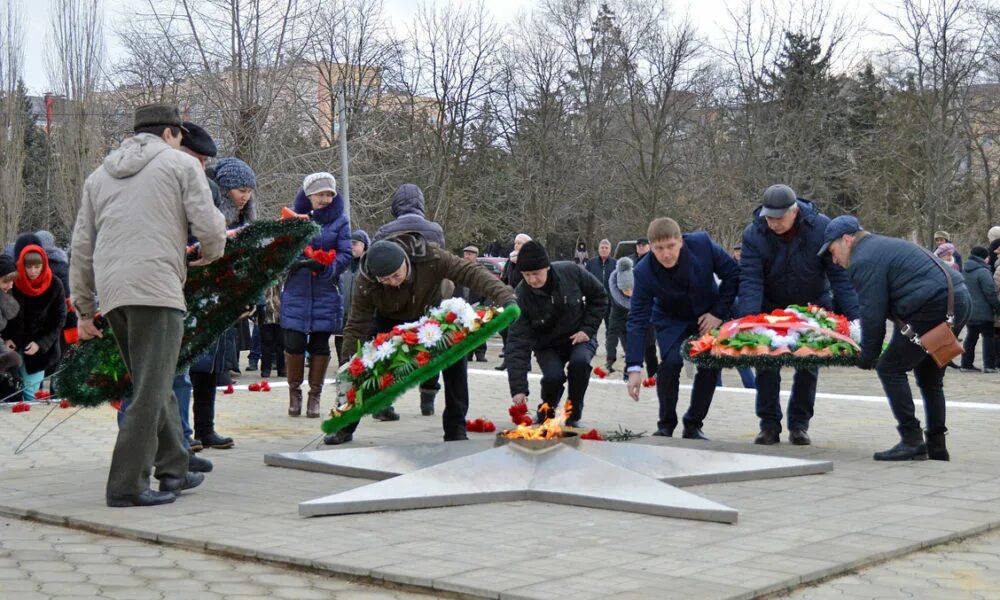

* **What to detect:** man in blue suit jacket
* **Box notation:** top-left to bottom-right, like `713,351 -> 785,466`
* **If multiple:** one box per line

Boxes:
625,218 -> 740,439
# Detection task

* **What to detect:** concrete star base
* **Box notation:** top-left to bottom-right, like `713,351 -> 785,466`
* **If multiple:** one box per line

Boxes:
266,440 -> 832,524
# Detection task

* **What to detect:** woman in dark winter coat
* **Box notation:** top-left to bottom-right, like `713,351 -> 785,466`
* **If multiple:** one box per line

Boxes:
3,245 -> 66,401
0,256 -> 23,377
280,172 -> 352,418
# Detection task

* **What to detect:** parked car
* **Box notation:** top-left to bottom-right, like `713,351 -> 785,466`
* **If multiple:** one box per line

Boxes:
477,257 -> 506,279
614,240 -> 637,259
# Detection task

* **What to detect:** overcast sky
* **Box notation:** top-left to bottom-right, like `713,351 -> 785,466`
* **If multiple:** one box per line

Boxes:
18,0 -> 888,95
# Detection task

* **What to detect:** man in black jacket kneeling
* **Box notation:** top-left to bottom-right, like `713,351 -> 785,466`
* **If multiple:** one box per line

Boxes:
506,241 -> 608,427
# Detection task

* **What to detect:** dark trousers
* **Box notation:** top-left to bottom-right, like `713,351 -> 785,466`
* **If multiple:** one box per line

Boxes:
610,306 -> 658,377
755,367 -> 818,433
106,306 -> 188,497
603,308 -> 623,365
878,300 -> 970,443
535,339 -> 597,422
656,326 -> 718,432
190,371 -> 219,439
284,330 -> 332,356
341,316 -> 470,439
962,322 -> 995,369
249,320 -> 261,362
260,324 -> 285,374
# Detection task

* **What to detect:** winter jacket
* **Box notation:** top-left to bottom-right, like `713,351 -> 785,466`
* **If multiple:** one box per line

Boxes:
848,233 -> 970,366
373,184 -> 445,247
625,232 -> 739,367
585,256 -> 617,292
190,329 -> 236,375
4,278 -> 67,374
280,189 -> 352,334
339,230 -> 370,323
341,232 -> 516,359
70,133 -> 226,318
501,257 -> 524,290
0,293 -> 19,343
738,199 -> 860,320
963,255 -> 1000,324
506,262 -> 608,397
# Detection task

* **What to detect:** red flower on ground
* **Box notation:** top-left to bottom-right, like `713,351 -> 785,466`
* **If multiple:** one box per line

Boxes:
260,381 -> 271,392
483,421 -> 496,432
580,429 -> 605,441
223,384 -> 234,395
415,351 -> 431,367
402,331 -> 419,346
12,402 -> 30,413
593,367 -> 608,378
34,390 -> 51,400
515,415 -> 533,427
348,358 -> 365,378
59,399 -> 71,408
379,373 -> 394,390
248,383 -> 261,392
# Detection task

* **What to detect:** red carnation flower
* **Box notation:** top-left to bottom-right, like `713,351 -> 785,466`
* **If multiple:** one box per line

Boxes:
374,332 -> 391,346
402,331 -> 419,346
508,403 -> 528,417
581,429 -> 605,441
248,383 -> 261,392
391,326 -> 404,336
483,421 -> 496,432
223,384 -> 234,395
12,401 -> 31,413
415,351 -> 431,367
59,399 -> 71,409
445,312 -> 457,323
34,390 -> 51,400
451,330 -> 465,344
593,367 -> 608,379
516,415 -> 533,427
346,388 -> 357,403
260,381 -> 271,392
642,377 -> 657,388
110,400 -> 122,411
349,358 -> 365,378
379,373 -> 394,390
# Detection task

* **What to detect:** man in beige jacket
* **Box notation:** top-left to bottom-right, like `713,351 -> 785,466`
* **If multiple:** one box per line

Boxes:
71,104 -> 226,507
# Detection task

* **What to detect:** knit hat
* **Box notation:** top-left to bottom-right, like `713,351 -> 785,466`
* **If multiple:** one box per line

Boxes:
989,226 -> 1000,243
13,233 -> 43,265
351,229 -> 371,250
303,172 -> 336,197
517,241 -> 550,272
0,254 -> 15,278
366,241 -> 407,278
214,157 -> 257,192
970,246 -> 989,259
616,257 -> 634,291
935,242 -> 956,257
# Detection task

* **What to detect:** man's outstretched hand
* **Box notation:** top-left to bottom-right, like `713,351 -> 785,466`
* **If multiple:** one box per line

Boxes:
626,371 -> 642,401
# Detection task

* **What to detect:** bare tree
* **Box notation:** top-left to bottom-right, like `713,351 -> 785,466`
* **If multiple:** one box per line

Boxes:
0,0 -> 26,243
46,0 -> 106,237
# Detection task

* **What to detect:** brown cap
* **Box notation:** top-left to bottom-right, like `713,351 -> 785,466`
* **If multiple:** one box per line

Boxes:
133,103 -> 188,132
934,230 -> 950,240
462,245 -> 479,255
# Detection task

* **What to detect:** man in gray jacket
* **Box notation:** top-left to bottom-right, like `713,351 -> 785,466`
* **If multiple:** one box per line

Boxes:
71,104 -> 226,507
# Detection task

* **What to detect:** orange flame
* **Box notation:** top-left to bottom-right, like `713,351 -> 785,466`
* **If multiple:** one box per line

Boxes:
501,400 -> 572,440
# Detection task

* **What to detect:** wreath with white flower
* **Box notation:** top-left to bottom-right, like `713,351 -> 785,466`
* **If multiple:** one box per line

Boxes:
322,298 -> 521,434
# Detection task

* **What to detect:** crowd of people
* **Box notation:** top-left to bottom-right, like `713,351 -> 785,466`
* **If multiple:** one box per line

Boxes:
3,102 -> 998,507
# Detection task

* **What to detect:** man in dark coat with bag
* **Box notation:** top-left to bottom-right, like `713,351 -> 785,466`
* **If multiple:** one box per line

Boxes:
819,216 -> 971,461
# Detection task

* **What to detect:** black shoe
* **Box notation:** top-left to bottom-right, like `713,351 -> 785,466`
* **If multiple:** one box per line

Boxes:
373,407 -> 400,421
261,371 -> 271,378
565,420 -> 581,428
984,368 -> 998,374
960,366 -> 982,373
925,431 -> 950,461
474,355 -> 488,363
755,429 -> 780,445
246,361 -> 258,372
444,432 -> 469,441
789,429 -> 811,446
277,368 -> 287,378
873,441 -> 928,461
107,488 -> 176,508
158,472 -> 205,493
652,427 -> 674,437
498,351 -> 505,358
420,391 -> 436,416
188,438 -> 204,453
198,432 -> 234,449
682,426 -> 709,440
324,430 -> 353,445
188,453 -> 213,473
494,361 -> 507,371
946,361 -> 960,369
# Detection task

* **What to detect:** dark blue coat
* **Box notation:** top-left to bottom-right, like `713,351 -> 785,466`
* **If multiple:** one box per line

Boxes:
585,256 -> 616,292
373,184 -> 445,246
738,199 -> 860,320
962,255 -> 999,324
625,232 -> 739,367
279,189 -> 352,334
848,233 -> 970,364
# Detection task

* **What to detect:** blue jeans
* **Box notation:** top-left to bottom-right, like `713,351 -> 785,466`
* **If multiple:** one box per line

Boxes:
249,323 -> 261,362
717,368 -> 757,389
657,326 -> 718,432
755,367 -> 818,433
117,371 -> 192,449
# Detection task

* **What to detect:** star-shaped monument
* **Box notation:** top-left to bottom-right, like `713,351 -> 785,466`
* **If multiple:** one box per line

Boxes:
266,435 -> 831,524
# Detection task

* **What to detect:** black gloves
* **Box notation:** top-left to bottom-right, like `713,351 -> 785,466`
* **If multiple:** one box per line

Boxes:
293,259 -> 326,273
856,354 -> 877,370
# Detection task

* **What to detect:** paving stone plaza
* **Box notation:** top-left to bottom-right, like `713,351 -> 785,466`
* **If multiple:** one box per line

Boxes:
2,342 -> 1000,599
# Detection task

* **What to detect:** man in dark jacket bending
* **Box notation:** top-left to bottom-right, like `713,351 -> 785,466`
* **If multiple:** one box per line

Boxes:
506,241 -> 608,426
820,216 -> 970,461
739,184 -> 860,446
324,233 -> 516,445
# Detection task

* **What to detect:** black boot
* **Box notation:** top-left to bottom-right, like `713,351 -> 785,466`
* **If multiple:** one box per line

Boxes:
198,431 -> 234,449
420,389 -> 436,416
373,407 -> 400,421
682,425 -> 709,440
754,429 -> 780,445
324,430 -> 353,445
188,451 -> 213,473
925,431 -> 950,461
873,440 -> 928,461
